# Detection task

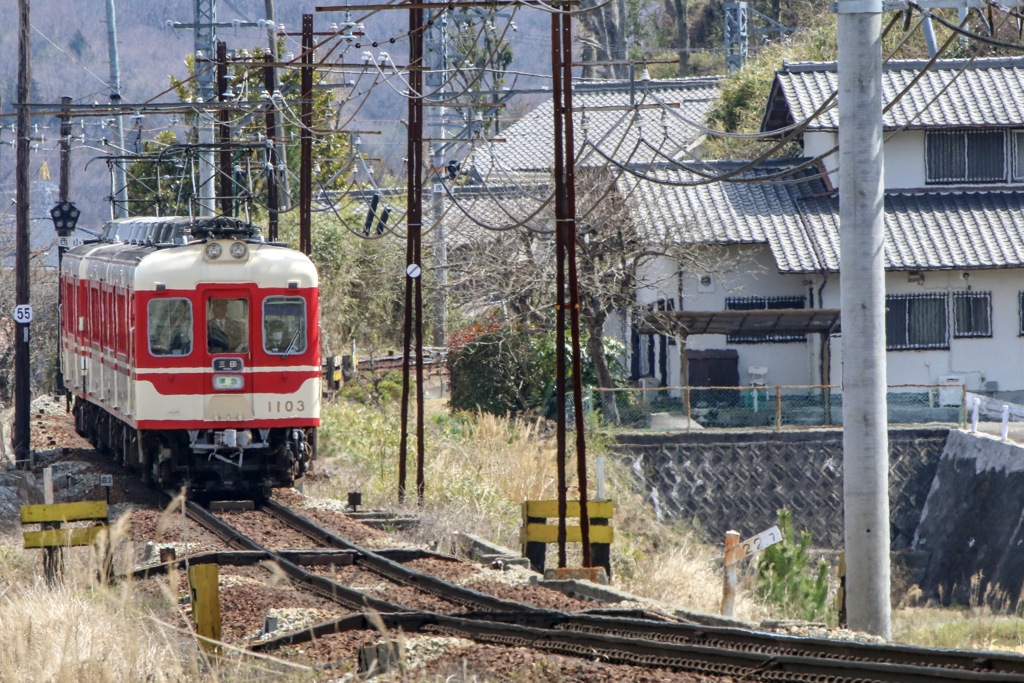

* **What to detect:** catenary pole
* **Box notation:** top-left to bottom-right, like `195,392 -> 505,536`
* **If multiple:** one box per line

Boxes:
15,0 -> 32,470
837,0 -> 890,639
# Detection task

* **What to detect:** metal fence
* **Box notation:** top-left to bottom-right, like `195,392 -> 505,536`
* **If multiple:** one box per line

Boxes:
586,384 -> 967,432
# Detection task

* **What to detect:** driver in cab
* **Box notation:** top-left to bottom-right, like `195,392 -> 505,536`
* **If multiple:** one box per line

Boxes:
207,298 -> 247,353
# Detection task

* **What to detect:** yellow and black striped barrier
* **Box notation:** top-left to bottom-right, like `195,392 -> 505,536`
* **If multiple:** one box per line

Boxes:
520,500 -> 614,578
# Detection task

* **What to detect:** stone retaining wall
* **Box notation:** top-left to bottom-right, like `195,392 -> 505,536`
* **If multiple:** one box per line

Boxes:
615,428 -> 949,548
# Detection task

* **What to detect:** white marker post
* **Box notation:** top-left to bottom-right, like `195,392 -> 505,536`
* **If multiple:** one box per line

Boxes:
722,525 -> 783,617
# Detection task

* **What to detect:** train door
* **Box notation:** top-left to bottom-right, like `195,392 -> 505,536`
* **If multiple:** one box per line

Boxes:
203,292 -> 254,421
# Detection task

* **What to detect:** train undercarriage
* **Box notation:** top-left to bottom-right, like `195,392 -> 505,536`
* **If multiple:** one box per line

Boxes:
73,398 -> 314,498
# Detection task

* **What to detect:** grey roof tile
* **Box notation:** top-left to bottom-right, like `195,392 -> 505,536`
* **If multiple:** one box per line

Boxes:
618,159 -> 1024,273
472,77 -> 720,176
764,57 -> 1024,131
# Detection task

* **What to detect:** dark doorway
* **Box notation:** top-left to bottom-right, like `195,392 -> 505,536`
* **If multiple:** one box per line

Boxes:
688,349 -> 739,387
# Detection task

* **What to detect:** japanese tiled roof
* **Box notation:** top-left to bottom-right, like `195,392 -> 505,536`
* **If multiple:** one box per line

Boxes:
470,76 -> 721,177
761,56 -> 1024,132
620,160 -> 1024,273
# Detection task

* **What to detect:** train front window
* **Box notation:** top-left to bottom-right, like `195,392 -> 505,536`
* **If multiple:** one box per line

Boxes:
207,297 -> 249,353
148,299 -> 193,356
263,296 -> 307,355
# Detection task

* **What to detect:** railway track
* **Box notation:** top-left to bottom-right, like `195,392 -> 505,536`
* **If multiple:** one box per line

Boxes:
141,494 -> 1024,682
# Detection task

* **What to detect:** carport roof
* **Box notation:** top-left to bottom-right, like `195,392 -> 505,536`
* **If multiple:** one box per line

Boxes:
640,308 -> 841,338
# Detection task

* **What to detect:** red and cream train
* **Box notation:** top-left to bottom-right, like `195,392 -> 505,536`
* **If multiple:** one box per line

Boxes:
59,216 -> 320,496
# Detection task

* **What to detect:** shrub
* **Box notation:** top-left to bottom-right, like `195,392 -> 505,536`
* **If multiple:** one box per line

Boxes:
447,321 -> 554,416
755,508 -> 831,623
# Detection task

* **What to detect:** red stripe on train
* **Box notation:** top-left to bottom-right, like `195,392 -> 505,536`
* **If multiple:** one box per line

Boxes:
135,371 -> 320,394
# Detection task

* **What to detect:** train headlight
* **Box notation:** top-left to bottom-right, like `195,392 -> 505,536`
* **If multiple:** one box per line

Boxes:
204,242 -> 223,260
229,241 -> 248,259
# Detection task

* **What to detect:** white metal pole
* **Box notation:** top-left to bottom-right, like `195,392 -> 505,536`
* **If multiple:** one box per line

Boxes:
971,396 -> 980,433
1001,405 -> 1009,440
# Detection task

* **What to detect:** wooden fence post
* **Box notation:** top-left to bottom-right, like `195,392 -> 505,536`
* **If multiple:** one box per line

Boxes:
721,530 -> 740,617
42,467 -> 62,586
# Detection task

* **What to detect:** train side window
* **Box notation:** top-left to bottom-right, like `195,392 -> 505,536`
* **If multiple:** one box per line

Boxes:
263,296 -> 307,355
148,299 -> 193,356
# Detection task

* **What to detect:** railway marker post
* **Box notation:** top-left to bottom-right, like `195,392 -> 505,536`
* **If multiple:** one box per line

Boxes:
188,563 -> 222,652
721,526 -> 782,617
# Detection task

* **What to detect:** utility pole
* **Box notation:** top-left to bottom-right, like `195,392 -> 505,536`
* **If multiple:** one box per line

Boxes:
399,3 -> 426,505
217,41 -> 234,216
14,0 -> 32,469
551,0 -> 590,570
263,0 -> 291,212
56,97 -> 72,403
105,0 -> 128,217
837,0 -> 890,639
264,54 -> 280,240
196,0 -> 217,214
299,14 -> 313,255
426,13 -> 449,347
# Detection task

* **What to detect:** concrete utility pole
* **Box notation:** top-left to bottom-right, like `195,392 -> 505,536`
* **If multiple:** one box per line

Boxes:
837,0 -> 890,639
196,0 -> 217,214
105,0 -> 128,217
426,13 -> 449,347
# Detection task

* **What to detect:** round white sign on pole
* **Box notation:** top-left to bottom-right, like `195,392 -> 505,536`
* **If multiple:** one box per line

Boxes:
406,263 -> 421,278
13,305 -> 32,324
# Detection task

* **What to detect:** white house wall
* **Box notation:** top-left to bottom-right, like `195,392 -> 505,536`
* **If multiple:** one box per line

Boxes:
804,129 -> 927,190
637,245 -> 826,388
635,246 -> 1024,394
825,268 -> 1024,394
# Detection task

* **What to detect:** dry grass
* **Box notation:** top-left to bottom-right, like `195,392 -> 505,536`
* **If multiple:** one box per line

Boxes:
311,398 -> 772,621
0,500 -> 311,682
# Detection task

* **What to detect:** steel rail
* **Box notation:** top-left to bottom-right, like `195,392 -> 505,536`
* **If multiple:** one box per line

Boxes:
179,496 -> 401,612
250,611 -> 1024,682
261,499 -> 545,613
463,611 -> 1024,676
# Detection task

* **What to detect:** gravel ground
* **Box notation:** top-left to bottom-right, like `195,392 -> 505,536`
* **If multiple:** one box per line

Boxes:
0,396 -> 838,681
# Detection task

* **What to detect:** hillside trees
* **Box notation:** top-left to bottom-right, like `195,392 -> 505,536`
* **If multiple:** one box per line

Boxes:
126,46 -> 350,217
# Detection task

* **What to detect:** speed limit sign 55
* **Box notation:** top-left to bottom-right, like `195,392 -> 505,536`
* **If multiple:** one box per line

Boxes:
13,305 -> 32,324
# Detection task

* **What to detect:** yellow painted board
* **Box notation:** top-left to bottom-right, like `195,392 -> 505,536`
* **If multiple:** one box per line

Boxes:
521,523 -> 614,544
189,564 -> 222,650
522,500 -> 614,519
23,526 -> 106,549
21,501 -> 108,524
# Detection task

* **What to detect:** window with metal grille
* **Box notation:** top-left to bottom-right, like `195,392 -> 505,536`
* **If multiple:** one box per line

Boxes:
952,291 -> 991,338
1014,131 -> 1024,181
724,295 -> 806,343
1018,292 -> 1024,336
885,293 -> 948,350
926,129 -> 1006,184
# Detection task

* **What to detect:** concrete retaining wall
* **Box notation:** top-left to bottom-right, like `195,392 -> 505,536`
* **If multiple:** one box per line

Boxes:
912,429 -> 1024,605
615,428 -> 949,548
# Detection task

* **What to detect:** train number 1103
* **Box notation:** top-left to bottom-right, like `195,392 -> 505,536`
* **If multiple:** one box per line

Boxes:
267,400 -> 305,413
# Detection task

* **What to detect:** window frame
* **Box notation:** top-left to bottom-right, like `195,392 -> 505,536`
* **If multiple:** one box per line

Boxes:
925,128 -> 1008,185
885,292 -> 949,351
724,295 -> 807,344
147,297 -> 194,357
952,290 -> 992,338
262,296 -> 308,356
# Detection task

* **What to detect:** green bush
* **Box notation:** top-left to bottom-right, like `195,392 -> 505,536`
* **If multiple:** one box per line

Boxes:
446,322 -> 555,417
755,509 -> 831,623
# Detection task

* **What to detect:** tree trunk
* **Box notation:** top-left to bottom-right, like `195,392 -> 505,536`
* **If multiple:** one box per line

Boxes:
586,306 -> 621,425
674,0 -> 689,76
